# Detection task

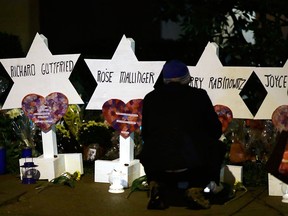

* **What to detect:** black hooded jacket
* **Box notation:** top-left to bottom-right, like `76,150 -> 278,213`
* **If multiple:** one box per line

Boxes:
140,83 -> 222,172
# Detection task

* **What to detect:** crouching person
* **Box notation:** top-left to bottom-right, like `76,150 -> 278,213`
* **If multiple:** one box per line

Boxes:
139,60 -> 231,210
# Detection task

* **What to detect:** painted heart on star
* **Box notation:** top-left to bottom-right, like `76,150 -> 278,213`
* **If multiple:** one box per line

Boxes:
102,99 -> 143,138
22,92 -> 69,132
214,104 -> 233,132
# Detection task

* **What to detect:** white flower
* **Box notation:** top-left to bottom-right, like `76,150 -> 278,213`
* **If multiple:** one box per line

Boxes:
6,108 -> 22,119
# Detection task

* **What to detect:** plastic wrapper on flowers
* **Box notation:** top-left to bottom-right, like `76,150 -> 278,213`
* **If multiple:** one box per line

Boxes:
50,171 -> 81,187
223,119 -> 276,165
7,108 -> 41,156
245,120 -> 276,163
0,108 -> 42,173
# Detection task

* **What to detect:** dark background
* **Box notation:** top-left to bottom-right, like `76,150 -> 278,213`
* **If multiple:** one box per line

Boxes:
38,1 -> 180,61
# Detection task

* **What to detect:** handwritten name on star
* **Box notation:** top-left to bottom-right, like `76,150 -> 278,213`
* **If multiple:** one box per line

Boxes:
10,60 -> 75,77
96,69 -> 156,84
264,74 -> 288,88
190,75 -> 288,91
208,76 -> 247,90
189,75 -> 246,90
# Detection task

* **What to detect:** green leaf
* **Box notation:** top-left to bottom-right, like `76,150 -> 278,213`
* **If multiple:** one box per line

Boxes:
126,175 -> 148,199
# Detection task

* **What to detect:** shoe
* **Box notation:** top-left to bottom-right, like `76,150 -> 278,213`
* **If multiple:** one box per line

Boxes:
147,181 -> 168,210
205,182 -> 235,205
186,187 -> 211,209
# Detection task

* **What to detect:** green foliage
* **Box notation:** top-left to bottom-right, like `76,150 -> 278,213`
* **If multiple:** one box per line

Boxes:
55,106 -> 114,156
62,104 -> 83,140
0,111 -> 13,147
78,120 -> 113,148
0,109 -> 42,173
50,171 -> 81,188
56,105 -> 83,153
0,111 -> 21,173
36,171 -> 82,193
153,0 -> 288,66
126,175 -> 149,199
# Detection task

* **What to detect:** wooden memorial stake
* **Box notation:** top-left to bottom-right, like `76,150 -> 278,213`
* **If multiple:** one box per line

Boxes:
40,34 -> 58,159
116,39 -> 142,186
20,34 -> 83,181
41,125 -> 58,158
119,38 -> 136,166
119,132 -> 135,165
94,38 -> 142,187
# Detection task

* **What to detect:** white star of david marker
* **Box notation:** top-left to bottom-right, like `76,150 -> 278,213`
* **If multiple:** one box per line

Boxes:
0,33 -> 83,109
252,63 -> 288,119
85,35 -> 165,110
188,42 -> 255,118
189,42 -> 288,120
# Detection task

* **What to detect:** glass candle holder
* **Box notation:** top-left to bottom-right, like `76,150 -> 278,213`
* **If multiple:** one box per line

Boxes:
108,169 -> 124,193
20,161 -> 39,184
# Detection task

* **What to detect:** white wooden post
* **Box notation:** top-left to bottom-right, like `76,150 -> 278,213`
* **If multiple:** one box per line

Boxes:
119,132 -> 134,164
41,125 -> 58,158
94,38 -> 142,187
118,38 -> 136,165
39,34 -> 58,159
19,34 -> 84,181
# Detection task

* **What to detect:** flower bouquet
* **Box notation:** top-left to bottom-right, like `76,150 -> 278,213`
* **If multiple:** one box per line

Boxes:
36,171 -> 82,193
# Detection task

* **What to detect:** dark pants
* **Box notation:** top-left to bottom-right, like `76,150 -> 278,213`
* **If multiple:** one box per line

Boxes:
143,140 -> 226,189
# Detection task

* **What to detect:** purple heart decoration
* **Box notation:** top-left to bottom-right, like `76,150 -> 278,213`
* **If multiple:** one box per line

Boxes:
102,99 -> 143,138
22,92 -> 69,132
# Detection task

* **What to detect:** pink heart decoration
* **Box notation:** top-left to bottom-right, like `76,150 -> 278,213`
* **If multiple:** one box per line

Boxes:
214,104 -> 233,132
22,92 -> 69,132
272,105 -> 288,132
102,99 -> 143,138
